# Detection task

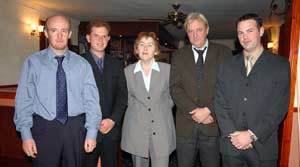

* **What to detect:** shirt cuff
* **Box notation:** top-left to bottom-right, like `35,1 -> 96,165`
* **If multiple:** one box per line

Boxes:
248,129 -> 258,142
86,128 -> 98,141
21,128 -> 33,141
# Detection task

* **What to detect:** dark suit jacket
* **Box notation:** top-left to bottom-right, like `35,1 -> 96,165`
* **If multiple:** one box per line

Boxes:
214,50 -> 290,160
82,51 -> 128,142
170,42 -> 232,137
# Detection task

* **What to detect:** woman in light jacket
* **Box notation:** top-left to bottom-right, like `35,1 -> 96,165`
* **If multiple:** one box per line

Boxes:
121,32 -> 176,167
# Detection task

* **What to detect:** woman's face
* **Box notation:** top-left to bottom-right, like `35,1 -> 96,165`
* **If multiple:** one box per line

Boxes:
136,37 -> 157,62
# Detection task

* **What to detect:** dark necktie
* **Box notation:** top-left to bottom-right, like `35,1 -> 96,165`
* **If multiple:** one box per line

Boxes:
55,56 -> 68,124
97,59 -> 103,74
194,47 -> 207,98
194,47 -> 207,64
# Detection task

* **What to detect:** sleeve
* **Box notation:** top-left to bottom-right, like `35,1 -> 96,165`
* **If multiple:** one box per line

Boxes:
164,65 -> 174,108
214,62 -> 237,138
110,61 -> 128,125
14,58 -> 35,141
251,61 -> 291,143
82,63 -> 102,140
169,52 -> 198,118
207,45 -> 233,118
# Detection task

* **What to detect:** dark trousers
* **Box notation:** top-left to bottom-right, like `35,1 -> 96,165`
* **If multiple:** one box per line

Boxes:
82,135 -> 119,167
122,150 -> 133,167
32,115 -> 86,167
222,150 -> 277,167
176,125 -> 220,167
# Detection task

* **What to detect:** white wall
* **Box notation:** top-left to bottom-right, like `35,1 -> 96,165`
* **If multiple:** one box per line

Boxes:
0,0 -> 80,85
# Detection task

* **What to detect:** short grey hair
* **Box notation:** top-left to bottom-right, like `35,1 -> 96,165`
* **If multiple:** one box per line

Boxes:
184,12 -> 209,31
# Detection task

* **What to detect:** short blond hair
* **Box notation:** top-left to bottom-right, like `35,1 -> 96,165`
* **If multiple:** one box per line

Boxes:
184,12 -> 209,31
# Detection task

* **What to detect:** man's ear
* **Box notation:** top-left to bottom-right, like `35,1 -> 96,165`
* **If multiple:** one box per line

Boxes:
44,30 -> 49,38
86,34 -> 91,43
259,27 -> 264,37
68,30 -> 72,39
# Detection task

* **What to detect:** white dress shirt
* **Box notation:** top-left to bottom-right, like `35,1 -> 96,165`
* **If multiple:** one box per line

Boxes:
134,59 -> 160,92
192,39 -> 209,63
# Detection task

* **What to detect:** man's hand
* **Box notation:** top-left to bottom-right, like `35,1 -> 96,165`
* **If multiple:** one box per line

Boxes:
99,119 -> 115,134
84,138 -> 96,153
229,131 -> 252,150
22,138 -> 37,158
189,107 -> 211,123
202,115 -> 214,124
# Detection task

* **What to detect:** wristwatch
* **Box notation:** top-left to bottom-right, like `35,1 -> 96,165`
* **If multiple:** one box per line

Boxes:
248,130 -> 258,142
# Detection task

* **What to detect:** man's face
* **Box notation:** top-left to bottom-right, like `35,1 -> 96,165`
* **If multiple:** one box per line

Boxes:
186,19 -> 208,48
44,16 -> 72,52
86,26 -> 110,53
237,19 -> 264,53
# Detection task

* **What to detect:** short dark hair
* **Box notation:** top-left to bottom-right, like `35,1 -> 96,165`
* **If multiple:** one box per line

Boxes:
86,21 -> 111,35
236,13 -> 263,28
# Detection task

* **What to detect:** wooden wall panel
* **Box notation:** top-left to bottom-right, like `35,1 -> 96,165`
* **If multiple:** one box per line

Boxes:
278,0 -> 299,166
79,21 -> 159,37
39,20 -> 46,51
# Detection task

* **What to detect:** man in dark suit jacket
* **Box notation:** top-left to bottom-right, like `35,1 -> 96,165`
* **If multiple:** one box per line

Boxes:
81,21 -> 128,167
214,13 -> 290,167
170,12 -> 232,167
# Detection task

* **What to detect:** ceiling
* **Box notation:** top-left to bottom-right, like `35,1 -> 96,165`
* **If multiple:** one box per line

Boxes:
26,0 -> 287,40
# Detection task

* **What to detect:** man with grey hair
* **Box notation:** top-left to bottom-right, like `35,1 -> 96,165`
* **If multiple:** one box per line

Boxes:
170,12 -> 232,167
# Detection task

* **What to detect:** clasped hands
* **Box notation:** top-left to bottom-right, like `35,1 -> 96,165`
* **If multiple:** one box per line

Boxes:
229,130 -> 253,150
189,107 -> 214,124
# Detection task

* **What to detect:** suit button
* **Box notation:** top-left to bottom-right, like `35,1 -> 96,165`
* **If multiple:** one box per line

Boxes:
148,108 -> 151,111
153,132 -> 156,135
244,97 -> 248,101
151,120 -> 154,123
246,83 -> 249,87
242,112 -> 246,116
147,96 -> 151,99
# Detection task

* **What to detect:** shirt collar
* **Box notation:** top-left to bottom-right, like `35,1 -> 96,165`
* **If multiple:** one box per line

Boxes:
243,46 -> 264,62
192,39 -> 209,50
90,51 -> 105,63
46,47 -> 70,62
134,59 -> 160,74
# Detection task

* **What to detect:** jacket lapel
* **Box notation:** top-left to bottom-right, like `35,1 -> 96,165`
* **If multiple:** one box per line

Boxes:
149,68 -> 160,97
203,44 -> 217,72
248,50 -> 269,76
184,46 -> 198,83
84,51 -> 102,76
134,71 -> 148,96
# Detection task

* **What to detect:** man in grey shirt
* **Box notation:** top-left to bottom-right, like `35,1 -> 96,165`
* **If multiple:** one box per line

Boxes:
14,15 -> 102,167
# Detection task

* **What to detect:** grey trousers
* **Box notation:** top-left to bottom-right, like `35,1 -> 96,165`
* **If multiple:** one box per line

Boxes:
132,155 -> 169,167
132,135 -> 169,167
